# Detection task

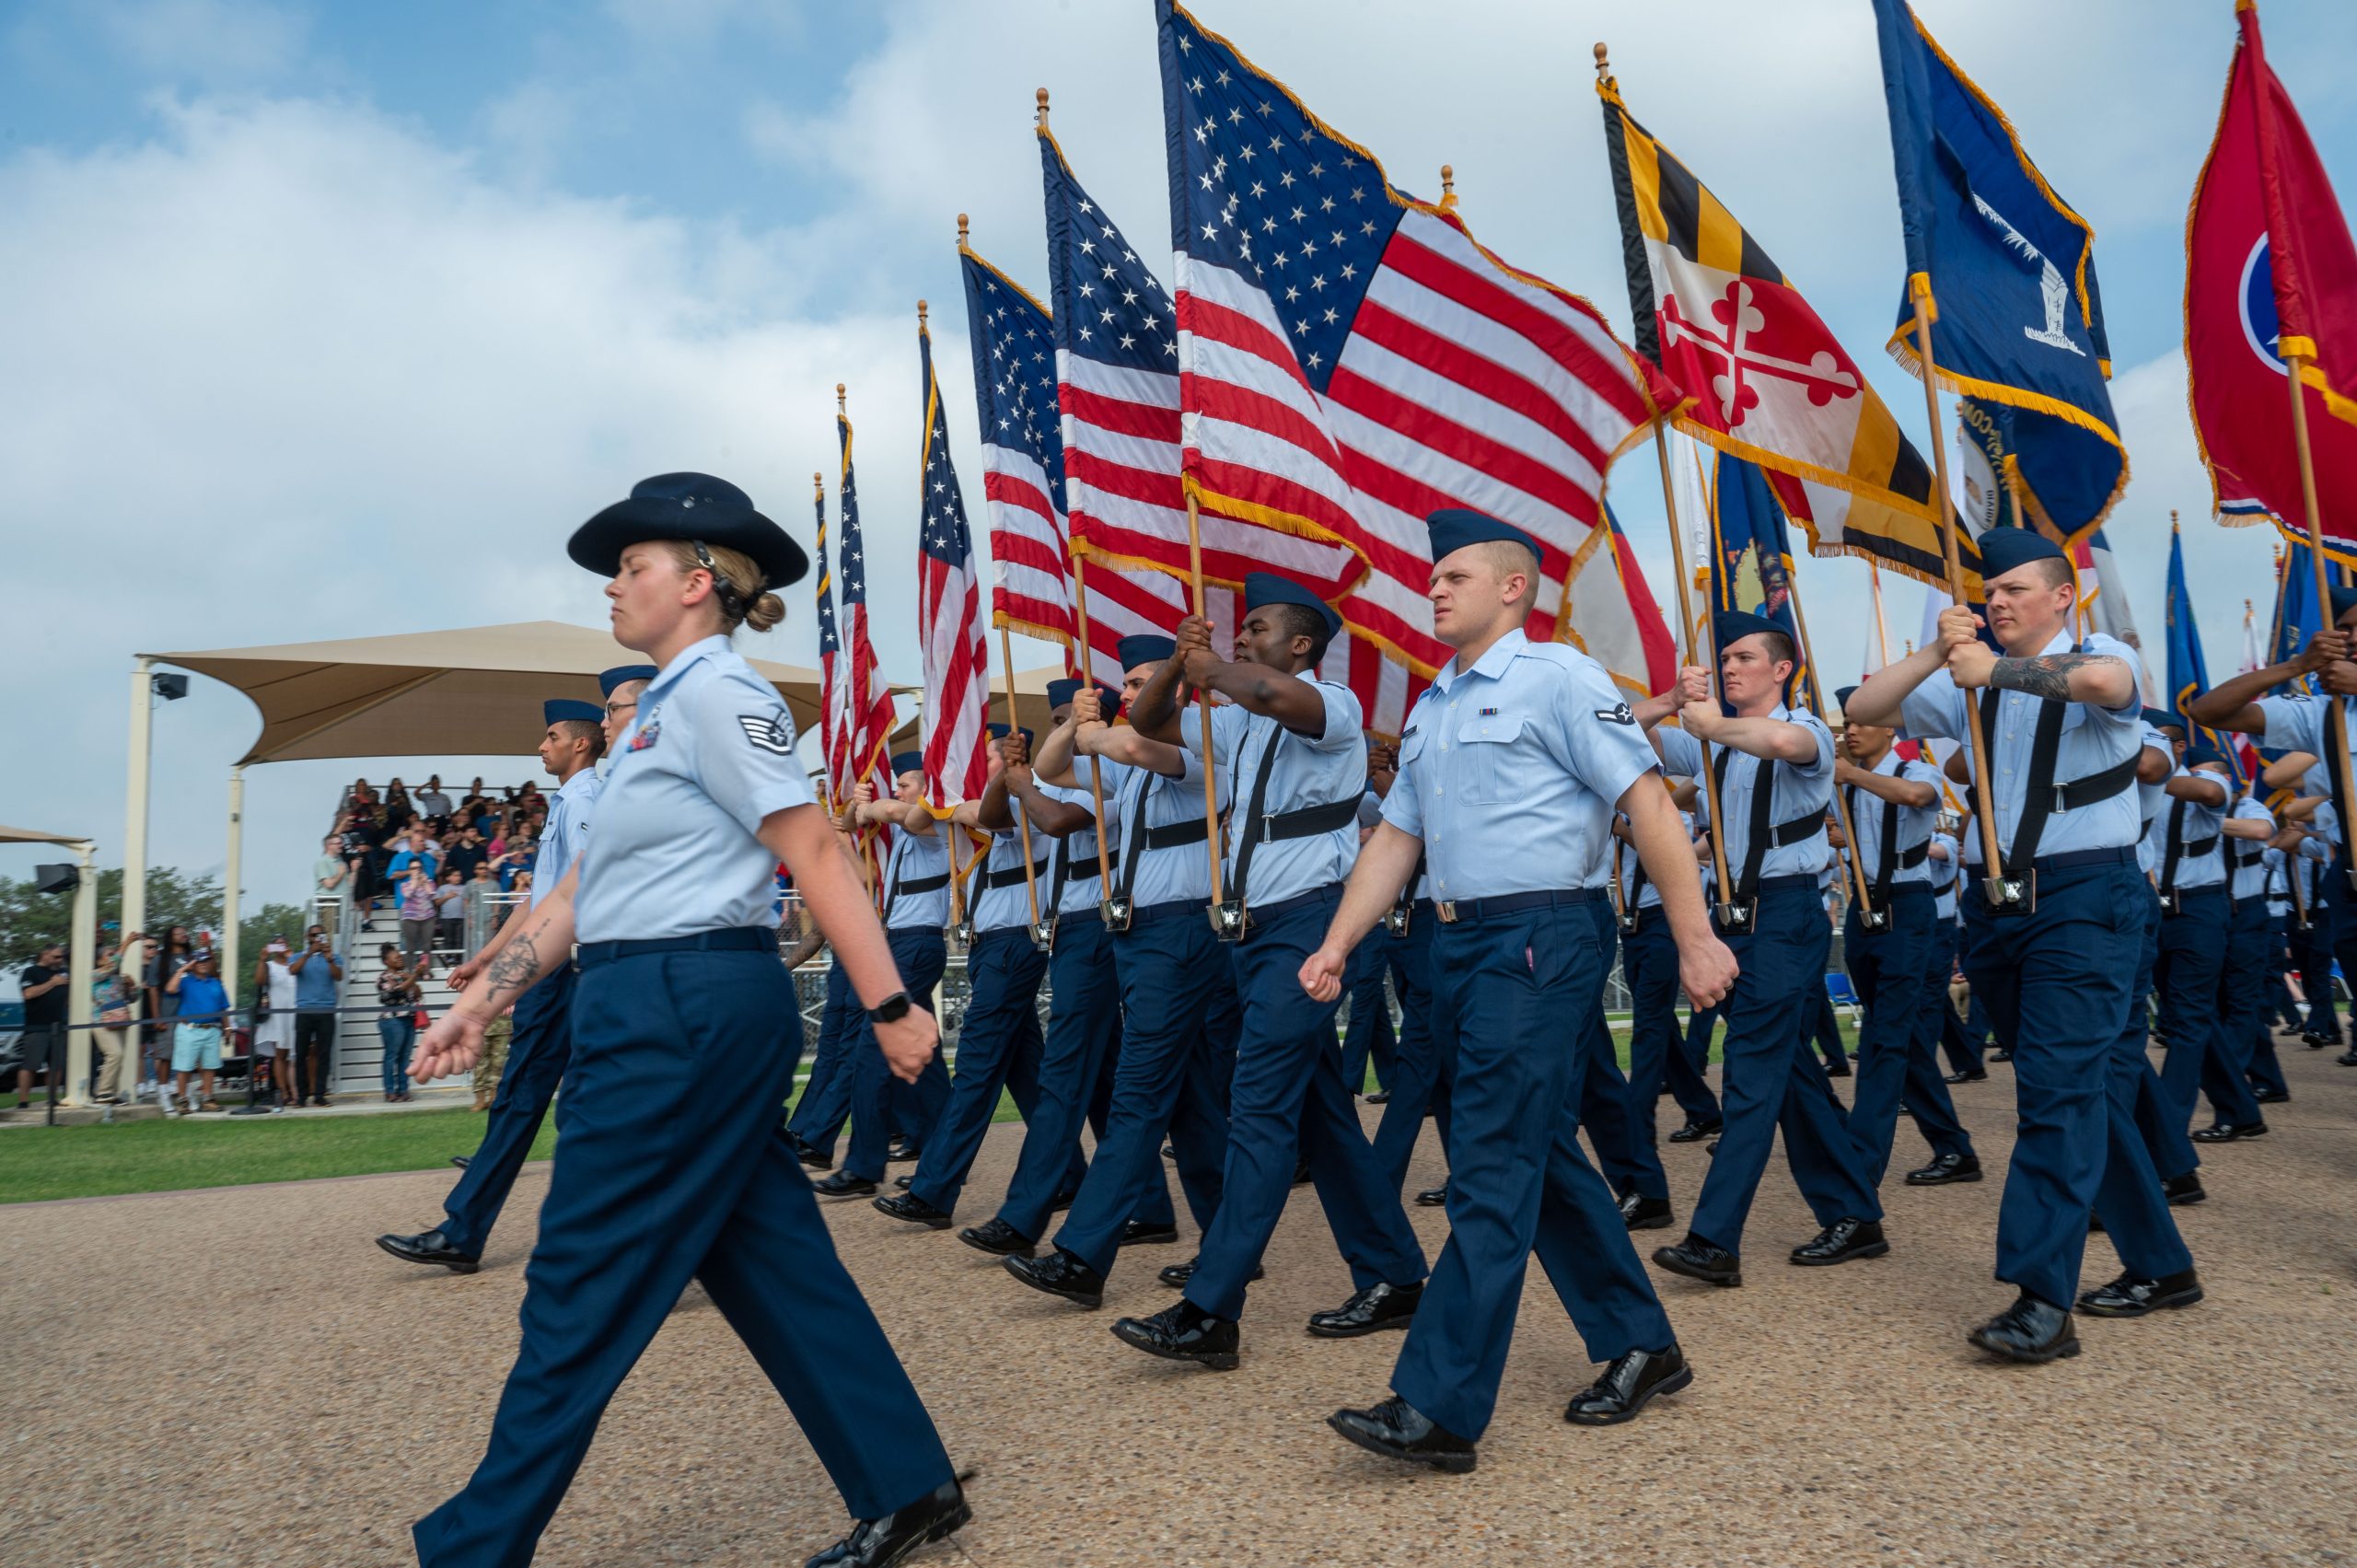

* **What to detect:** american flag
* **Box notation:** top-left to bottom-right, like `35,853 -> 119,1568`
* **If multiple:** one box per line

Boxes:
1156,1 -> 1679,696
917,314 -> 990,810
812,471 -> 842,805
836,397 -> 897,803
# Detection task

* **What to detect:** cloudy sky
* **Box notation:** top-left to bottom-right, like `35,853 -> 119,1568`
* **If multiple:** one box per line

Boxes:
4,0 -> 2353,910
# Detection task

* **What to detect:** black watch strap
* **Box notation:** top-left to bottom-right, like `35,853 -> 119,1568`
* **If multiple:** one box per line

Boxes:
866,991 -> 911,1024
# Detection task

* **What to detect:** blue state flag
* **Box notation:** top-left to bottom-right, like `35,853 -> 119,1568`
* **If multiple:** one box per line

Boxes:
1873,0 -> 2127,546
1710,450 -> 1820,709
2166,525 -> 2244,786
2270,538 -> 2324,679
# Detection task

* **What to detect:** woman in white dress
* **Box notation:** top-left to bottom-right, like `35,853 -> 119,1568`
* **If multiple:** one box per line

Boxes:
251,940 -> 298,1109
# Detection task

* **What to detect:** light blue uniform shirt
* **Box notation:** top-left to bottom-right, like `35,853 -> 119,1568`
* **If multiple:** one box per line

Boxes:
969,825 -> 1051,934
2145,764 -> 2226,892
2296,817 -> 2334,903
1842,749 -> 1942,889
2228,796 -> 2274,902
573,635 -> 815,944
1181,679 -> 1364,906
1615,807 -> 1698,912
2258,691 -> 2352,848
1034,759 -> 1120,915
530,767 -> 603,912
2131,722 -> 2172,876
1379,631 -> 1656,901
1659,704 -> 1835,885
1900,628 -> 2142,862
878,829 -> 951,931
1927,830 -> 1961,920
1105,748 -> 1231,910
2262,845 -> 2291,916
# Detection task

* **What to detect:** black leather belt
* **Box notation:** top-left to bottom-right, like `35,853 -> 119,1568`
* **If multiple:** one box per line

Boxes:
577,926 -> 772,970
1237,884 -> 1341,931
1432,888 -> 1598,924
1121,897 -> 1206,930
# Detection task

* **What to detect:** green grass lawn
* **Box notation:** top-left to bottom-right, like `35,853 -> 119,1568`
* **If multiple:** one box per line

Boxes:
1,1016 -> 1860,1206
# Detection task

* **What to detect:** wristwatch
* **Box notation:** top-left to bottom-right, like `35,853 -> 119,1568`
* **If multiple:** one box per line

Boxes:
866,991 -> 912,1024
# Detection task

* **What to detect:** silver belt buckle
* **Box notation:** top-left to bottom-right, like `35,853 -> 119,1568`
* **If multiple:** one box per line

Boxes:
1382,905 -> 1411,936
1858,909 -> 1891,933
1030,915 -> 1057,951
1212,899 -> 1248,942
1615,906 -> 1639,934
1099,895 -> 1132,934
1434,900 -> 1458,923
949,919 -> 974,947
1987,872 -> 2035,913
1712,900 -> 1755,934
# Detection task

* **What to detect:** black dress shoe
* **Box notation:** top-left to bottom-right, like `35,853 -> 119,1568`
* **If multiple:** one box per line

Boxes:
1790,1217 -> 1887,1266
2076,1267 -> 2204,1318
1414,1183 -> 1448,1207
873,1192 -> 954,1229
2162,1171 -> 2206,1206
958,1217 -> 1036,1256
376,1228 -> 481,1274
803,1478 -> 970,1568
1619,1191 -> 1676,1230
1564,1344 -> 1692,1426
1364,1090 -> 1391,1105
1904,1152 -> 1983,1186
1703,1137 -> 1719,1156
1327,1396 -> 1477,1474
2340,1047 -> 2357,1067
1119,1219 -> 1180,1246
1156,1254 -> 1261,1289
1943,1068 -> 1990,1084
1004,1248 -> 1106,1308
1968,1292 -> 2079,1363
1110,1301 -> 1240,1369
1306,1280 -> 1422,1339
1822,1061 -> 1852,1077
885,1136 -> 921,1163
2191,1119 -> 2268,1143
1652,1234 -> 1741,1287
1991,1047 -> 2014,1063
791,1136 -> 833,1170
1666,1119 -> 1723,1144
1293,1157 -> 1313,1186
1048,1189 -> 1077,1212
813,1171 -> 878,1198
2253,1086 -> 2291,1105
894,1175 -> 912,1190
1161,1143 -> 1177,1161
448,1154 -> 471,1170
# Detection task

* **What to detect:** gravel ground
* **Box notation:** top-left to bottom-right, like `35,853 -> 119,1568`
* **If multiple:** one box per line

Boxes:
5,1035 -> 2351,1568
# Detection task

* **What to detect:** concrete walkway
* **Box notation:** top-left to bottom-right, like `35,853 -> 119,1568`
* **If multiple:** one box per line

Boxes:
3,1037 -> 2351,1566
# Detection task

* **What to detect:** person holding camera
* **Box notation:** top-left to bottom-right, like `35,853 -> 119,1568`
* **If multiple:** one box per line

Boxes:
163,950 -> 230,1115
289,925 -> 343,1107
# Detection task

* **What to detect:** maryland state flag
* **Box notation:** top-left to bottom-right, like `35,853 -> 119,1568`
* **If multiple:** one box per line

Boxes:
2187,1 -> 2357,547
1599,65 -> 1971,596
1872,0 -> 2128,547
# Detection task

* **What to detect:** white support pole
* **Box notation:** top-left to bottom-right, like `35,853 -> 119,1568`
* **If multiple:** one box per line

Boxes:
223,765 -> 244,1001
64,842 -> 97,1107
122,658 -> 155,1013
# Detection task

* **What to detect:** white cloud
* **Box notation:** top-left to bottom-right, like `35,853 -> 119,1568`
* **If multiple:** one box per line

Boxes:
93,0 -> 308,86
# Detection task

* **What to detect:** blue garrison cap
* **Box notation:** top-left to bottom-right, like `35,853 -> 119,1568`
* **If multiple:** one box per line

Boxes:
2330,586 -> 2357,622
1046,678 -> 1122,714
1834,685 -> 1860,709
1976,527 -> 2068,580
598,664 -> 657,697
1714,610 -> 1786,652
1117,633 -> 1176,669
986,722 -> 1036,745
1243,571 -> 1341,640
890,750 -> 923,777
1425,506 -> 1540,564
2185,735 -> 2223,766
544,699 -> 602,727
2142,707 -> 2184,732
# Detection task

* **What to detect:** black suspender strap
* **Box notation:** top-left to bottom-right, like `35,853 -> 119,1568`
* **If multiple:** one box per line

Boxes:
881,842 -> 952,920
1043,835 -> 1069,923
979,852 -> 1050,889
1847,782 -> 1904,907
1714,745 -> 1822,909
1226,719 -> 1286,910
1226,717 -> 1360,911
2160,798 -> 2190,898
1114,773 -> 1154,906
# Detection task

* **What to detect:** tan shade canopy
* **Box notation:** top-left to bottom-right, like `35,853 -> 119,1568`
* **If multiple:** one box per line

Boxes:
148,621 -> 829,765
889,664 -> 1070,754
0,823 -> 91,847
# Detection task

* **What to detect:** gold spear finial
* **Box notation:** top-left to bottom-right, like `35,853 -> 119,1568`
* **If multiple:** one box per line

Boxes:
1036,87 -> 1050,130
958,212 -> 970,248
1439,164 -> 1457,213
918,298 -> 928,328
1594,41 -> 1612,84
836,383 -> 846,413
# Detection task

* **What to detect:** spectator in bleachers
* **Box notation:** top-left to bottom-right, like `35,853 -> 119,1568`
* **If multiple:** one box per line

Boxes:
289,924 -> 343,1108
377,944 -> 425,1102
398,862 -> 439,960
445,824 -> 488,881
383,780 -> 415,833
415,774 -> 454,820
316,832 -> 351,903
386,825 -> 438,884
163,950 -> 230,1116
435,868 -> 468,953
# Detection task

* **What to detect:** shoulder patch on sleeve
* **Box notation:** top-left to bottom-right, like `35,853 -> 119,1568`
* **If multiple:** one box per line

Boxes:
737,713 -> 795,755
1593,701 -> 1636,726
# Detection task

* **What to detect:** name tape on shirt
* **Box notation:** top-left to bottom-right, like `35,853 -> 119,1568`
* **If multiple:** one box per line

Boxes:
1594,702 -> 1636,726
738,713 -> 795,755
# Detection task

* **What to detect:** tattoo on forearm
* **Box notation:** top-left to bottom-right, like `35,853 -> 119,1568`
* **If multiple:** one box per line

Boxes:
481,933 -> 540,1005
1990,653 -> 2112,702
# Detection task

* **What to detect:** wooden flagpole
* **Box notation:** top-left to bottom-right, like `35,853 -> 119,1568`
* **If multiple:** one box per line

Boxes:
1181,493 -> 1226,907
1786,565 -> 1875,924
1649,423 -> 1736,913
916,297 -> 970,936
1869,563 -> 1893,668
1910,277 -> 2008,890
997,624 -> 1043,930
2284,347 -> 2357,889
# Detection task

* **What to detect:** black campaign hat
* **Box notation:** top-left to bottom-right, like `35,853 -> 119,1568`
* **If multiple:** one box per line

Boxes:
567,472 -> 809,590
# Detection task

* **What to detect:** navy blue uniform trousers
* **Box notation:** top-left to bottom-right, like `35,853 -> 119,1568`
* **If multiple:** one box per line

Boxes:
2154,888 -> 2232,1131
997,915 -> 1176,1242
412,946 -> 952,1567
1810,985 -> 1850,1070
2121,888 -> 2199,1183
1051,905 -> 1233,1276
1689,880 -> 1881,1254
1621,906 -> 1720,1139
785,959 -> 861,1158
842,929 -> 949,1181
1365,905 -> 1452,1191
1958,855 -> 2165,1309
1340,924 -> 1399,1095
2098,891 -> 2200,1273
2242,903 -> 2290,1098
1845,888 -> 1973,1185
1185,889 -> 1427,1320
2201,895 -> 2271,1125
2288,889 -> 2340,1040
1577,901 -> 1668,1203
907,928 -> 1050,1216
440,963 -> 575,1258
1387,899 -> 1674,1442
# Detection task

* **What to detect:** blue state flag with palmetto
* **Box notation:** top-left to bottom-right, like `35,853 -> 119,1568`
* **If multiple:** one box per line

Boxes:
2270,538 -> 2324,679
1873,0 -> 2127,546
2166,524 -> 2245,786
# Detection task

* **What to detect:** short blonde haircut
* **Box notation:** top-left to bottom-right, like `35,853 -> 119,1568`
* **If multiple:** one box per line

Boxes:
657,540 -> 784,633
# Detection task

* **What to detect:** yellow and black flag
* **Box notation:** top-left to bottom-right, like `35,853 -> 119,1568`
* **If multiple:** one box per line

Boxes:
1598,64 -> 1979,595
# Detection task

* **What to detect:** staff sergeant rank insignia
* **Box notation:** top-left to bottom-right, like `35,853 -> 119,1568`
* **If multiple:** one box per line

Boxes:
737,713 -> 795,755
